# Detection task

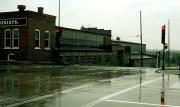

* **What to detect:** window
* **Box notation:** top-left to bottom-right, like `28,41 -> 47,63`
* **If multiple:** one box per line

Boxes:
4,29 -> 20,49
12,29 -> 19,49
44,31 -> 50,49
35,29 -> 40,49
4,29 -> 11,49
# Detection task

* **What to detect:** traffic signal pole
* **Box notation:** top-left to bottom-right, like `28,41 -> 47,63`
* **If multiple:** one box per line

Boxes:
168,20 -> 170,67
162,45 -> 165,70
162,25 -> 166,70
55,0 -> 61,63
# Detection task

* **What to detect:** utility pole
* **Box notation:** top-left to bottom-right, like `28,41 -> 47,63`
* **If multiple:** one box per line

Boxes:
140,11 -> 143,67
139,11 -> 143,102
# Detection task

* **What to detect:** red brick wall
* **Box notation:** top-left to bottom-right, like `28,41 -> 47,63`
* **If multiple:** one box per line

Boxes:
0,16 -> 56,62
0,26 -> 28,61
27,17 -> 56,62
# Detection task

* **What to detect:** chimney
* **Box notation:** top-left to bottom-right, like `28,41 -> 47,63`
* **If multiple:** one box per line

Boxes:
38,7 -> 44,14
17,5 -> 26,12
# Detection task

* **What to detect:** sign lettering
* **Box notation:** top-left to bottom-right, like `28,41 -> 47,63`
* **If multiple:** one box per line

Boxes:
0,18 -> 27,27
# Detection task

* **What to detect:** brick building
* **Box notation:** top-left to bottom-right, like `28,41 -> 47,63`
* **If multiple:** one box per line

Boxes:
0,5 -> 56,62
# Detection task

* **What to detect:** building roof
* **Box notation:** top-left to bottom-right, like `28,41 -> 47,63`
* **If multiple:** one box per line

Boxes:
0,8 -> 56,22
131,55 -> 156,60
60,27 -> 111,36
81,27 -> 111,36
112,40 -> 146,45
55,46 -> 111,52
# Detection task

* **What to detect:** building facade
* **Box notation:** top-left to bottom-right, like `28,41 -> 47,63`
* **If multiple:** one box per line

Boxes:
0,5 -> 157,67
0,5 -> 56,62
58,27 -> 112,64
0,5 -> 112,64
112,40 -> 157,67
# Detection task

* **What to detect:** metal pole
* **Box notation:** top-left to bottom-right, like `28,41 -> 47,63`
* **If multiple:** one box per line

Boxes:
58,0 -> 60,26
162,45 -> 165,70
158,51 -> 161,68
139,11 -> 143,101
140,11 -> 143,67
162,24 -> 166,70
168,19 -> 170,67
57,0 -> 61,63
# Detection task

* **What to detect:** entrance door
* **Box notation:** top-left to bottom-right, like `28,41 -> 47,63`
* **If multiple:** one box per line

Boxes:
118,50 -> 124,65
8,53 -> 15,61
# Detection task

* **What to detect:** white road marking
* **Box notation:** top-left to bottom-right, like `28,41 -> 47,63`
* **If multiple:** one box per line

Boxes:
4,84 -> 94,107
82,77 -> 162,107
106,100 -> 180,107
4,77 -> 125,107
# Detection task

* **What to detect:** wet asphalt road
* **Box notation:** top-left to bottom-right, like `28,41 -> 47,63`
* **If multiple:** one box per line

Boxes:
0,65 -> 180,107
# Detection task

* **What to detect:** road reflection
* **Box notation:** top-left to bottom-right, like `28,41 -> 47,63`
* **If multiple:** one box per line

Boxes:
0,65 -> 136,107
161,74 -> 165,107
138,69 -> 167,106
139,69 -> 142,102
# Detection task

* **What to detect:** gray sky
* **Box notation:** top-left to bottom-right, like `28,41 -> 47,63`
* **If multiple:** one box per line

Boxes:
1,0 -> 180,50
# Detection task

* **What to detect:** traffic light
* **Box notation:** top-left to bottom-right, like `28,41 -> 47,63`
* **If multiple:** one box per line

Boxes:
161,25 -> 166,44
55,27 -> 62,48
56,26 -> 62,37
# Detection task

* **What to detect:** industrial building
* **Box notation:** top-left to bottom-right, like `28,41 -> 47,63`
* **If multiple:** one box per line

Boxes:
112,40 -> 157,67
57,27 -> 112,64
0,5 -> 157,67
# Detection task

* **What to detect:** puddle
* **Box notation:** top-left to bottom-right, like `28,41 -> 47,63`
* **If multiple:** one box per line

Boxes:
170,82 -> 180,88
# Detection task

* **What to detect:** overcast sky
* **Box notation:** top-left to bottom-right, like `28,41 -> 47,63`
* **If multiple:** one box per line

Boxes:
1,0 -> 180,50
